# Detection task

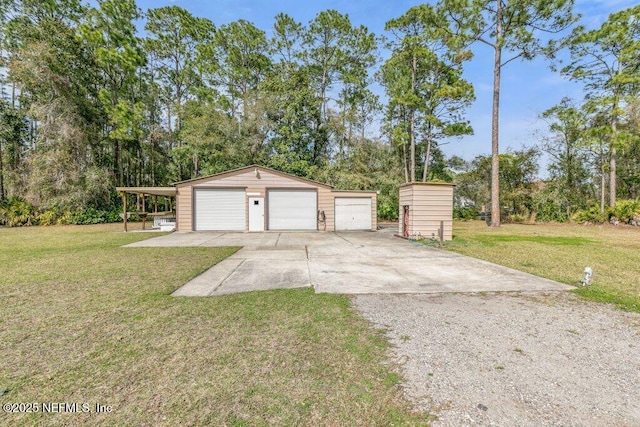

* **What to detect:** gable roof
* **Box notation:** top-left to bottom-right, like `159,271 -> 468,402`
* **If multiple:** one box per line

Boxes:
174,164 -> 334,189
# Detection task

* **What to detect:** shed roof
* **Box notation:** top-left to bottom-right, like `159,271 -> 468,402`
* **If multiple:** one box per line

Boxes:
174,164 -> 334,189
399,182 -> 456,188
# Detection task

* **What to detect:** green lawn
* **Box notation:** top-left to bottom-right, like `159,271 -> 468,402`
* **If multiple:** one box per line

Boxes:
0,224 -> 429,426
445,220 -> 640,311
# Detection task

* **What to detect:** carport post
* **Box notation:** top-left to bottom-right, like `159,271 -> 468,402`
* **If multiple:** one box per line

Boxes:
142,195 -> 146,230
122,193 -> 128,232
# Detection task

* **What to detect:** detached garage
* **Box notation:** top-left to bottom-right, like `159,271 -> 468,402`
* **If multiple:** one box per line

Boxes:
174,165 -> 377,232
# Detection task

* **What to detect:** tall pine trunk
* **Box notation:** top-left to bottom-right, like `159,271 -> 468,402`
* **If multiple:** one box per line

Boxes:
114,139 -> 122,186
410,53 -> 417,182
402,141 -> 409,183
609,93 -> 619,207
0,140 -> 4,200
610,145 -> 617,206
422,137 -> 432,182
600,144 -> 606,213
490,0 -> 503,227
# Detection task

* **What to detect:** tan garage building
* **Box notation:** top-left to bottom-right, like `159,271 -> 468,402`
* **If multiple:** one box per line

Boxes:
174,165 -> 377,232
399,182 -> 454,241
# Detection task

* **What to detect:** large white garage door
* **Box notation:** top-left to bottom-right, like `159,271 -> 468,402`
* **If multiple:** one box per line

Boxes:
268,189 -> 317,230
194,189 -> 246,231
335,197 -> 372,231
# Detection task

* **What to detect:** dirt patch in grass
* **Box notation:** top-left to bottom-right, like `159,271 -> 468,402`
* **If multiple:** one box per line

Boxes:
446,221 -> 640,311
0,224 -> 429,426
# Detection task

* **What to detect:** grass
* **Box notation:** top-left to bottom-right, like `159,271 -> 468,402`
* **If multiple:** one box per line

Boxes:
440,220 -> 640,312
0,224 -> 430,426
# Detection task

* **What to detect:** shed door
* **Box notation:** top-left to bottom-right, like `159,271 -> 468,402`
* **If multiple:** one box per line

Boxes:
268,189 -> 317,230
194,189 -> 246,231
335,197 -> 372,231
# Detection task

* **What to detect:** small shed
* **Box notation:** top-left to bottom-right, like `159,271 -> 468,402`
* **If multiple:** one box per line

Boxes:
399,182 -> 454,241
175,165 -> 377,232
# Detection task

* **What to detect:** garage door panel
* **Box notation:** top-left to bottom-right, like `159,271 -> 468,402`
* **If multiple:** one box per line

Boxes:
335,197 -> 372,230
268,190 -> 317,230
195,189 -> 245,231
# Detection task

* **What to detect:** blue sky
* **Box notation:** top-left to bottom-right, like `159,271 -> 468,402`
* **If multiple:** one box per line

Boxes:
136,0 -> 637,165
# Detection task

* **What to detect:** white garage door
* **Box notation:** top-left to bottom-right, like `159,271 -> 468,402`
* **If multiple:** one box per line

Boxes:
194,189 -> 246,231
268,189 -> 317,230
335,197 -> 372,231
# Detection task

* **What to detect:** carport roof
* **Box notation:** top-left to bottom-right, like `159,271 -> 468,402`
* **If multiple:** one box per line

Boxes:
173,164 -> 334,189
116,187 -> 176,197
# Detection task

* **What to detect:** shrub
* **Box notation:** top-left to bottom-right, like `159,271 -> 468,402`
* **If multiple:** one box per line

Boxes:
66,208 -> 122,225
453,207 -> 479,220
377,201 -> 399,221
572,206 -> 607,224
506,213 -> 527,223
607,199 -> 640,224
0,197 -> 36,227
35,208 -> 62,226
0,199 -> 124,227
535,199 -> 569,223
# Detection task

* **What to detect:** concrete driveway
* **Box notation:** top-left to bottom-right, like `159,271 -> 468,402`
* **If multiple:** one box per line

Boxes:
126,226 -> 572,296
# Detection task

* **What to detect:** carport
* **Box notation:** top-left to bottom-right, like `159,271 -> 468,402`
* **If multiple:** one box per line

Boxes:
115,187 -> 177,232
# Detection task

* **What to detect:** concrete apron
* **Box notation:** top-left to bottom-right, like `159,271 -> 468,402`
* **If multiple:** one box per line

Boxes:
126,229 -> 573,297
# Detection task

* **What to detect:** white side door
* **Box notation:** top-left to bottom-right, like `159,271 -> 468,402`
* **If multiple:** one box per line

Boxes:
248,197 -> 265,232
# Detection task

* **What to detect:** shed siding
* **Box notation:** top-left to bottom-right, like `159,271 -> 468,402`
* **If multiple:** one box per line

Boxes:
399,186 -> 413,235
399,183 -> 453,240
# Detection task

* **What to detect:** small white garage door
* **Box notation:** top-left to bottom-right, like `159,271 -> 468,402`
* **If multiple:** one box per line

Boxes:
268,189 -> 317,230
194,189 -> 246,231
335,197 -> 372,231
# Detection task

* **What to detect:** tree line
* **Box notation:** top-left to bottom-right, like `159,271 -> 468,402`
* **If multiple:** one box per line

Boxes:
0,0 -> 638,226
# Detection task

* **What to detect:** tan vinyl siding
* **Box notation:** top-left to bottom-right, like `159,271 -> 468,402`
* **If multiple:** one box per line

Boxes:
371,193 -> 377,231
191,169 -> 318,189
318,188 -> 334,231
245,188 -> 266,196
399,186 -> 413,235
176,186 -> 193,232
175,164 -> 332,189
373,195 -> 377,231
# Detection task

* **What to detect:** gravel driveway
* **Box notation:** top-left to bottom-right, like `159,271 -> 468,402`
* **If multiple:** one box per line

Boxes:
353,292 -> 640,426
